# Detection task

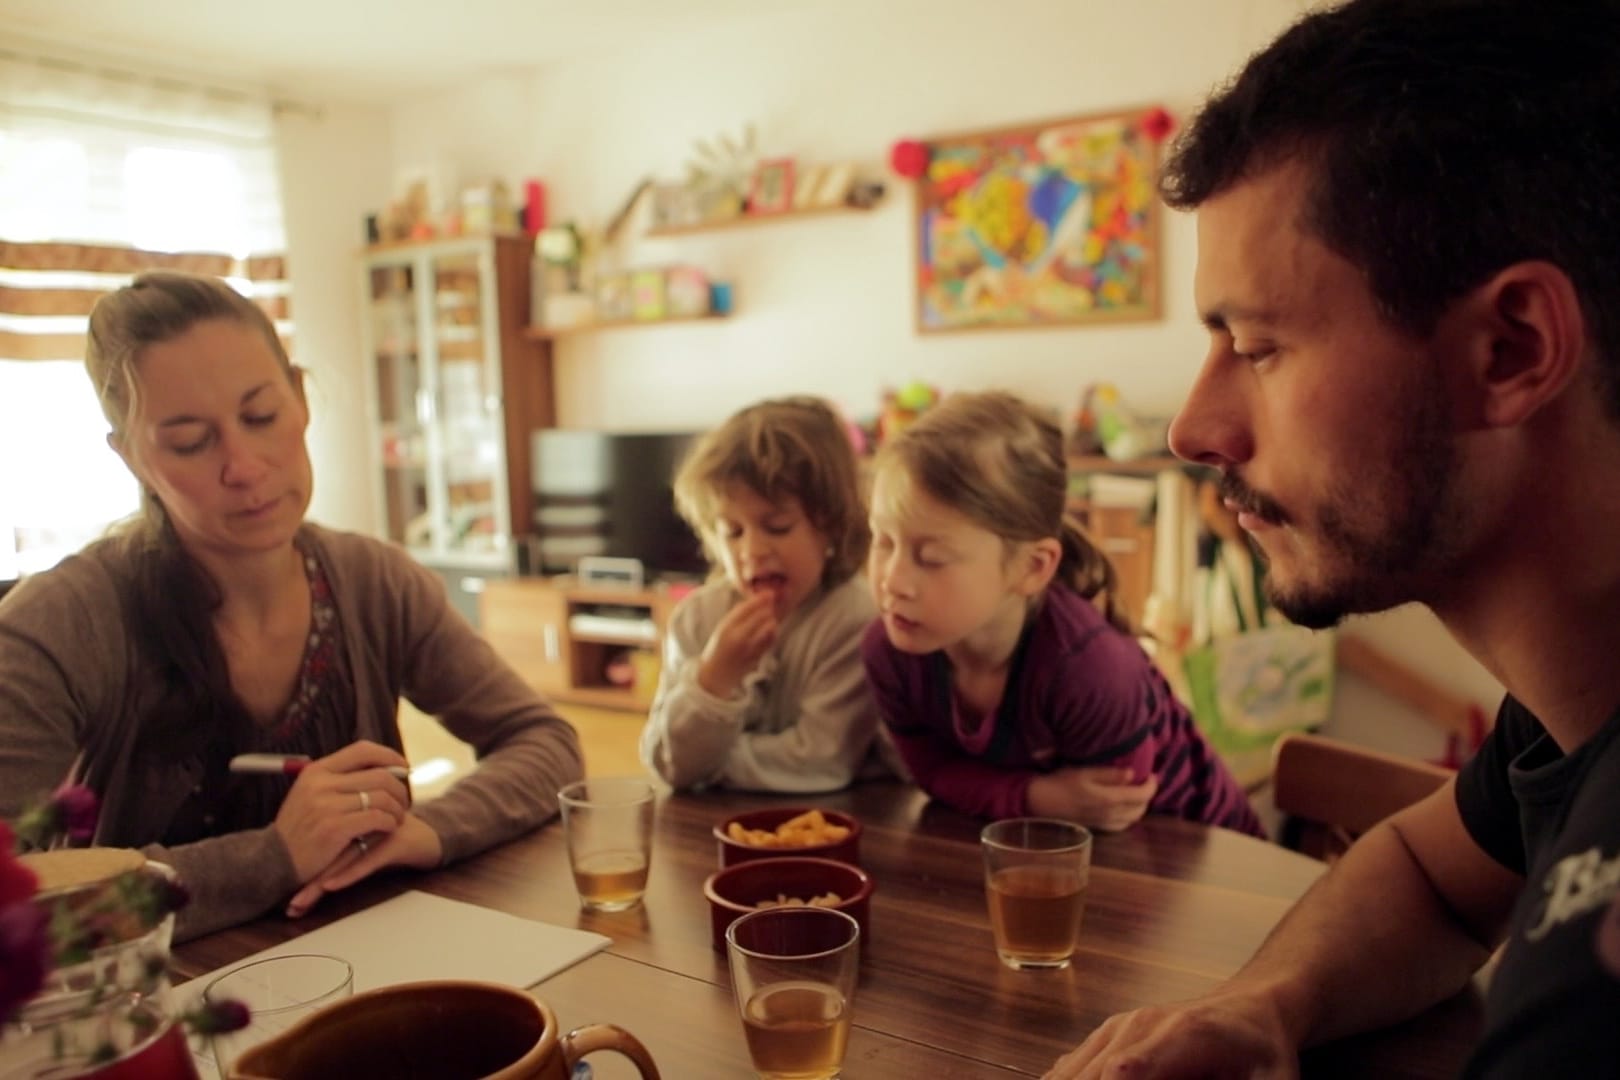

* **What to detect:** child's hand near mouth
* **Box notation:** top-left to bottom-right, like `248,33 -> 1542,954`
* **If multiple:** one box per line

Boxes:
698,589 -> 779,697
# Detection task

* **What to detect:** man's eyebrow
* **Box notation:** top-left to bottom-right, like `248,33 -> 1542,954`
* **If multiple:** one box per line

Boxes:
158,382 -> 271,427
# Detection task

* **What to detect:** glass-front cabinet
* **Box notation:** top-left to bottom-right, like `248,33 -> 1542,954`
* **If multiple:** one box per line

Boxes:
361,236 -> 552,575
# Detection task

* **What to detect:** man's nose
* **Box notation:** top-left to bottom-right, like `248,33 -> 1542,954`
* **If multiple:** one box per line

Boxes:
1168,355 -> 1253,469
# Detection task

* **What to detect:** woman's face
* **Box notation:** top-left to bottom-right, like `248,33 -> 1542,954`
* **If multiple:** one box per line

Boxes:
114,318 -> 313,560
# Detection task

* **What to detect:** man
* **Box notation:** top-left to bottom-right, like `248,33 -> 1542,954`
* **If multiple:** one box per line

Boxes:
1045,1 -> 1620,1077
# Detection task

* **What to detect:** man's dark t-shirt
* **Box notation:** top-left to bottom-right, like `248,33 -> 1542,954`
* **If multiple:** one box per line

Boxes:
1455,696 -> 1620,1075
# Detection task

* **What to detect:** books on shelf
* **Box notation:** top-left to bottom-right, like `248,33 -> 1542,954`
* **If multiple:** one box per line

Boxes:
1081,473 -> 1158,510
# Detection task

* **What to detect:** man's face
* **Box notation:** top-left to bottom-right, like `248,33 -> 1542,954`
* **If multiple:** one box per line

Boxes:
1169,162 -> 1467,628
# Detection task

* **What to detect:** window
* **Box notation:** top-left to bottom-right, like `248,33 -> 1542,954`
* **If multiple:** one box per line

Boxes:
0,49 -> 289,577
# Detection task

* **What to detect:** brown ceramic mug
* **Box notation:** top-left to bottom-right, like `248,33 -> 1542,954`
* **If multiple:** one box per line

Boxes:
228,980 -> 659,1080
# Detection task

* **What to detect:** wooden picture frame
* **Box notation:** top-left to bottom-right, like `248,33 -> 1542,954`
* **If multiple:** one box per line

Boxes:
914,107 -> 1163,333
748,158 -> 795,215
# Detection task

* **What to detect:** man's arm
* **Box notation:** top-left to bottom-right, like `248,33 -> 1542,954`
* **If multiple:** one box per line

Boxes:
1045,778 -> 1521,1078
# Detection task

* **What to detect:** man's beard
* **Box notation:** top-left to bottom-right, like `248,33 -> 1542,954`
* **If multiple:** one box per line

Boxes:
1222,385 -> 1457,630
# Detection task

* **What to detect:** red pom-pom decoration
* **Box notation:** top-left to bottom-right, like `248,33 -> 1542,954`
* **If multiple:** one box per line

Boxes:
889,139 -> 929,180
1141,107 -> 1176,143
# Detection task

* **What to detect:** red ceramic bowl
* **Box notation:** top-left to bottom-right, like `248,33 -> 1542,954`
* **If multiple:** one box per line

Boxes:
713,807 -> 861,868
702,856 -> 874,951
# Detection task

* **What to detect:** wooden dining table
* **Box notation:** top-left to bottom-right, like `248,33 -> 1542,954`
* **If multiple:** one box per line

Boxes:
172,782 -> 1483,1078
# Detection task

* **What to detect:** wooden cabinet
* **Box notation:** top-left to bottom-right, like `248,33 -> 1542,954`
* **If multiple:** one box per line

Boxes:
481,578 -> 679,711
361,235 -> 554,576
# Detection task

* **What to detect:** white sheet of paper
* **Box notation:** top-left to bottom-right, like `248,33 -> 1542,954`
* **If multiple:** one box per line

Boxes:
177,891 -> 609,1078
176,889 -> 610,999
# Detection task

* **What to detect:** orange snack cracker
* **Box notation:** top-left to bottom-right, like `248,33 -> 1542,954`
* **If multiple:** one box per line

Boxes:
725,809 -> 852,849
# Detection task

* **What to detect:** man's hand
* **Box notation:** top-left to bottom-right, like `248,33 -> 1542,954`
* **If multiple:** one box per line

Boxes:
1043,987 -> 1299,1079
1028,767 -> 1158,832
697,591 -> 779,698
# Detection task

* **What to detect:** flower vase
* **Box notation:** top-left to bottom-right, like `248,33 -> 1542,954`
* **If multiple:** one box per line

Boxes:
0,866 -> 195,1080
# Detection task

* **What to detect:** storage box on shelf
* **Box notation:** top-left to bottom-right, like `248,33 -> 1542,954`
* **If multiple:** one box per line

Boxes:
361,235 -> 555,625
480,577 -> 682,711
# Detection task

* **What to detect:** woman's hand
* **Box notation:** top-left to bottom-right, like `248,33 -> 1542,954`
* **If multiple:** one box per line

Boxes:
284,812 -> 444,918
1027,766 -> 1158,832
697,591 -> 778,698
272,740 -> 413,883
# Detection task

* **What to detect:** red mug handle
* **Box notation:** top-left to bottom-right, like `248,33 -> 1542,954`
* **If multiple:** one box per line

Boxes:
561,1023 -> 661,1079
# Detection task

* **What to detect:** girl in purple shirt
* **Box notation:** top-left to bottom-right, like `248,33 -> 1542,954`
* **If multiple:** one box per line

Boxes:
862,392 -> 1263,836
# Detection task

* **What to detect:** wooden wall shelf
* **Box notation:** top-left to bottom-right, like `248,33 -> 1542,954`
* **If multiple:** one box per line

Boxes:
645,202 -> 878,238
525,313 -> 731,341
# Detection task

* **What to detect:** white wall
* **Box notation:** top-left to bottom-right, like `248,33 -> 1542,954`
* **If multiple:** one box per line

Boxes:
276,103 -> 393,534
388,0 -> 1313,431
357,0 -> 1504,737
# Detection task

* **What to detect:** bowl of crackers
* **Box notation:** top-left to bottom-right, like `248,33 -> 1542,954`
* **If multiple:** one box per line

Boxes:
713,807 -> 861,868
702,855 -> 873,950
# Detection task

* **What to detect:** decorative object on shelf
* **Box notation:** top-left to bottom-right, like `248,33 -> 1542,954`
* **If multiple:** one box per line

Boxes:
377,179 -> 434,243
748,158 -> 795,215
913,106 -> 1165,332
2,786 -> 251,1078
683,125 -> 757,224
537,223 -> 585,293
847,178 -> 886,209
460,179 -> 519,236
807,163 -> 854,209
596,272 -> 633,322
537,222 -> 598,330
1080,382 -> 1169,462
649,182 -> 701,231
522,178 -> 547,238
630,268 -> 667,321
878,380 -> 939,445
664,266 -> 711,317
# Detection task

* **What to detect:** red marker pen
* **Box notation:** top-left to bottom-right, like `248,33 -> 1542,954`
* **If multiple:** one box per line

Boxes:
229,753 -> 410,782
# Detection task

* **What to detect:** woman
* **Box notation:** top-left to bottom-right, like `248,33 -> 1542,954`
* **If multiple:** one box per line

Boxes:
0,271 -> 583,940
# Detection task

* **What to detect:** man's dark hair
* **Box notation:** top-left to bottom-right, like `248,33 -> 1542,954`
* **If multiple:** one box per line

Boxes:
1161,0 -> 1620,416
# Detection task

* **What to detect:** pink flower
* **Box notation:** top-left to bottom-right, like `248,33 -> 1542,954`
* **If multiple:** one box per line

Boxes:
52,784 -> 99,843
185,998 -> 252,1036
14,783 -> 99,850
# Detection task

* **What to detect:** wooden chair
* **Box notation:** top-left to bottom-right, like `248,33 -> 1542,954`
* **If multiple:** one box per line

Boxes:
1271,732 -> 1454,861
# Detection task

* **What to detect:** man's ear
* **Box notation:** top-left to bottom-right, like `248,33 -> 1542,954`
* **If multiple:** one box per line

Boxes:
1014,537 -> 1063,597
1467,261 -> 1588,429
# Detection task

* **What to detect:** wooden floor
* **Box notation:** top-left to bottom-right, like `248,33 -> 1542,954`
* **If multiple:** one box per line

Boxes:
397,700 -> 648,800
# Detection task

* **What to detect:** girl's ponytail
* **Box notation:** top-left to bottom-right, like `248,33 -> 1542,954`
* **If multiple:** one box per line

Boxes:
1057,515 -> 1133,635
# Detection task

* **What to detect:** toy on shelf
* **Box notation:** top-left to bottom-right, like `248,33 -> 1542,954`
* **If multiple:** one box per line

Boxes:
878,380 -> 939,445
1072,382 -> 1169,461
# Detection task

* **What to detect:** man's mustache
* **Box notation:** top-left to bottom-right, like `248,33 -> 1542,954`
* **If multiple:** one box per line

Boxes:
1218,472 -> 1288,527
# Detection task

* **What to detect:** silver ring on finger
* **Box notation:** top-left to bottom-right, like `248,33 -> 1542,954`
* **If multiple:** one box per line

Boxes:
354,835 -> 370,854
357,790 -> 371,812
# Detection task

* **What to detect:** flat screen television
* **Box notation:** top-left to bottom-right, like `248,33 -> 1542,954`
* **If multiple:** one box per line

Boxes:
529,429 -> 707,580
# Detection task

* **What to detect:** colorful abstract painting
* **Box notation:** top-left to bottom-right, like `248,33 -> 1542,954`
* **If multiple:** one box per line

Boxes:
914,107 -> 1165,332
